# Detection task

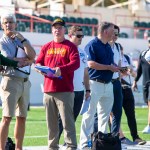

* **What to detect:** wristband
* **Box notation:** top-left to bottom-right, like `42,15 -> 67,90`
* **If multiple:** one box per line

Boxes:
86,90 -> 91,93
21,39 -> 27,43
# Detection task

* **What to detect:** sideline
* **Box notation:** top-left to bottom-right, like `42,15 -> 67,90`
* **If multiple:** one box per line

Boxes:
23,142 -> 150,150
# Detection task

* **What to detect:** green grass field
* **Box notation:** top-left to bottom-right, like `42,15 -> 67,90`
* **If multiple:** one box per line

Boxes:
1,107 -> 150,146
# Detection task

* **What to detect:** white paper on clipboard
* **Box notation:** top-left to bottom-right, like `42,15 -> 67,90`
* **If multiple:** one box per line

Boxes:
15,46 -> 30,75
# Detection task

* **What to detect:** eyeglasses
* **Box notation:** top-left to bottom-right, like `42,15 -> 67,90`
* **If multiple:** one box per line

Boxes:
73,34 -> 84,38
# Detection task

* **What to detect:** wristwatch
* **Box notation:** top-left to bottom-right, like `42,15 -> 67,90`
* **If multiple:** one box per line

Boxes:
21,39 -> 27,43
86,90 -> 91,93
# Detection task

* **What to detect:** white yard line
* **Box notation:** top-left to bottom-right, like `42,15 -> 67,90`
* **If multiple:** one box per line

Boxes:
15,130 -> 144,139
9,118 -> 148,124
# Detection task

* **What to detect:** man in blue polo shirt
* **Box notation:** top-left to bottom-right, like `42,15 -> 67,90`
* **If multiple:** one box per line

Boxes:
80,22 -> 120,150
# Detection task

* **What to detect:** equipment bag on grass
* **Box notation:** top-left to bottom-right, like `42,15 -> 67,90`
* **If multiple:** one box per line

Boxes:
5,137 -> 15,150
91,131 -> 121,150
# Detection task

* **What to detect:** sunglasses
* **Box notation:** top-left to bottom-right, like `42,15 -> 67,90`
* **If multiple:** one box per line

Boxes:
73,34 -> 84,38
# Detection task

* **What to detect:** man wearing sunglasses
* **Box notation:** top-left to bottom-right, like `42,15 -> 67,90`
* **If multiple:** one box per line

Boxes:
58,25 -> 90,145
108,25 -> 123,138
132,37 -> 150,134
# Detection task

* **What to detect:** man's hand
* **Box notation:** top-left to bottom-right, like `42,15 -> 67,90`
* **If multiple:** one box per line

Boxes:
107,65 -> 120,72
17,61 -> 27,67
120,68 -> 129,76
132,80 -> 138,91
53,67 -> 61,77
11,31 -> 25,41
34,64 -> 47,76
85,91 -> 91,100
17,61 -> 31,68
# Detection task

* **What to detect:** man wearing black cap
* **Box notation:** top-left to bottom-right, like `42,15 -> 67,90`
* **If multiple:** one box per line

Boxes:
35,18 -> 80,150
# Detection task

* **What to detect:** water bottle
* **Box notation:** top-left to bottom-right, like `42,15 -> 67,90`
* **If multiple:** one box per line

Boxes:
87,140 -> 92,148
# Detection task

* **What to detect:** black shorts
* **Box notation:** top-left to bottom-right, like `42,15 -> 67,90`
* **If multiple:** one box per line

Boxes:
143,81 -> 150,103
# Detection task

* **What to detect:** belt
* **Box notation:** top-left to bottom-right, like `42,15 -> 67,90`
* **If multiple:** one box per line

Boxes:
91,79 -> 109,84
3,76 -> 28,82
122,85 -> 131,89
111,77 -> 120,83
23,78 -> 28,82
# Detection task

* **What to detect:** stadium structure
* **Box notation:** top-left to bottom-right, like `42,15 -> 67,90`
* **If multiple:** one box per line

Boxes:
0,0 -> 150,105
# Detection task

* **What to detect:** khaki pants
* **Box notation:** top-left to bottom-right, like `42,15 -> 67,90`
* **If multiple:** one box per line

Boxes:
43,92 -> 77,150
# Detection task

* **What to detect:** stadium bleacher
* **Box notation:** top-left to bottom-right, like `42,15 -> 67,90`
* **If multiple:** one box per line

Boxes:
133,21 -> 150,39
15,14 -> 99,36
14,13 -> 135,38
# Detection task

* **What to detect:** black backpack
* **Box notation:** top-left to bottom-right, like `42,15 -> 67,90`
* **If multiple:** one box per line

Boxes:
5,137 -> 15,150
91,131 -> 121,150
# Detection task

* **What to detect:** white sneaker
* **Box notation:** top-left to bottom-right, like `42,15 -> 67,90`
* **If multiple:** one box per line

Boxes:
142,125 -> 150,134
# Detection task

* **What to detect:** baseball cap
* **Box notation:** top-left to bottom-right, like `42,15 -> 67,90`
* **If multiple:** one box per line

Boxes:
52,18 -> 65,26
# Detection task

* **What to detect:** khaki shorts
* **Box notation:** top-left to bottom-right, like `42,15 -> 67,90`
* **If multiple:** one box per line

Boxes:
0,76 -> 31,117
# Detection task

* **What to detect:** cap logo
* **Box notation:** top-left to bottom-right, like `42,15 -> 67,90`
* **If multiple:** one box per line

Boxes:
54,18 -> 63,23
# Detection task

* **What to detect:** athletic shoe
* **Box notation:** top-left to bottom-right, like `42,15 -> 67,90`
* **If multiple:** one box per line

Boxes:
82,146 -> 91,150
120,137 -> 135,145
142,125 -> 150,134
134,138 -> 146,145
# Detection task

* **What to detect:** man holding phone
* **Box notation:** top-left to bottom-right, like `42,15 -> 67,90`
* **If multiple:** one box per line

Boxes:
108,25 -> 123,136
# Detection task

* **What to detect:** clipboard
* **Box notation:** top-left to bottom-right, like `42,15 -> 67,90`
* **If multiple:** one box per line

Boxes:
35,66 -> 62,79
15,46 -> 31,75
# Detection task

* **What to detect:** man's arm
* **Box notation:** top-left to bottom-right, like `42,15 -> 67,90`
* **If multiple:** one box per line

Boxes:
87,60 -> 119,72
83,68 -> 91,99
14,31 -> 36,60
132,56 -> 142,91
0,53 -> 18,67
0,53 -> 30,68
22,41 -> 36,60
84,68 -> 90,90
134,56 -> 142,82
59,45 -> 80,74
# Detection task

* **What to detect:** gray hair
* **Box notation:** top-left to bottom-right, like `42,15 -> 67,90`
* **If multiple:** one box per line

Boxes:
1,13 -> 16,24
98,22 -> 114,33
